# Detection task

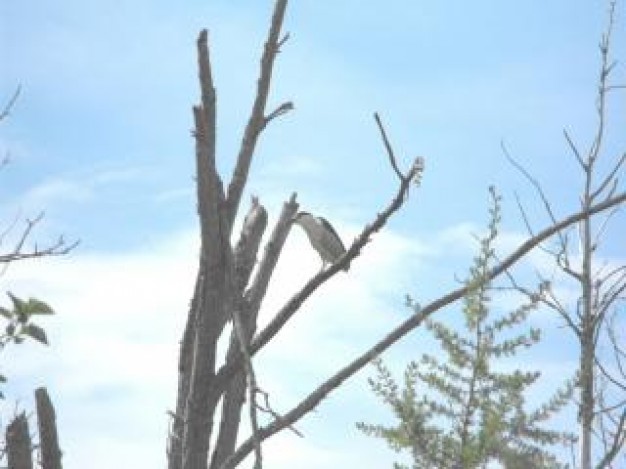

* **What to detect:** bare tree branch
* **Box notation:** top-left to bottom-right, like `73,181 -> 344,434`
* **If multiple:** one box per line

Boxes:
211,146 -> 423,422
181,101 -> 231,469
564,129 -> 587,171
208,196 -> 299,443
263,101 -> 294,127
591,152 -> 626,201
0,86 -> 21,122
374,112 -> 403,181
210,196 -> 269,469
596,408 -> 626,468
0,213 -> 79,277
255,388 -> 303,437
221,191 -> 626,469
594,356 -> 626,393
231,303 -> 263,469
503,142 -> 566,246
225,0 -> 289,233
250,156 -> 422,357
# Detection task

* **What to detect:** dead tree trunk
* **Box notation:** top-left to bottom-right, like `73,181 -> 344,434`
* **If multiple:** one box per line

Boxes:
165,2 -> 421,468
35,387 -> 63,469
4,388 -> 63,469
167,2 -> 291,469
165,1 -> 626,468
6,413 -> 33,469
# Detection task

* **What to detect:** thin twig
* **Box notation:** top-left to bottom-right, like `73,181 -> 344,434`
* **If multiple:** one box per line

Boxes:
256,388 -> 303,437
590,152 -> 626,201
374,112 -> 404,181
591,205 -> 621,251
503,141 -> 567,252
595,355 -> 626,393
596,408 -> 626,468
263,101 -> 294,127
563,129 -> 587,170
0,210 -> 22,247
0,213 -> 78,276
277,32 -> 290,50
0,86 -> 21,122
606,84 -> 626,91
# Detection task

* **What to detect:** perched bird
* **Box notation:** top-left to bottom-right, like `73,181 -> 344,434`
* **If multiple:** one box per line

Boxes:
292,211 -> 348,272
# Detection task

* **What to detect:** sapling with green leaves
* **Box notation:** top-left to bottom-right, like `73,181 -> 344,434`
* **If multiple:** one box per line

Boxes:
0,292 -> 53,398
357,188 -> 576,469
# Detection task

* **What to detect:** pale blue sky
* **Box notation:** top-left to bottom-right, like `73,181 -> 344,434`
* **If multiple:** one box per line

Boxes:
1,1 -> 625,468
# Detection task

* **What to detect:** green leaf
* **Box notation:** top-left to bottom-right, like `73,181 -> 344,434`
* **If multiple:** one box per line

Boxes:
7,292 -> 29,323
24,298 -> 54,315
0,307 -> 11,319
0,374 -> 6,383
6,292 -> 26,315
24,323 -> 48,345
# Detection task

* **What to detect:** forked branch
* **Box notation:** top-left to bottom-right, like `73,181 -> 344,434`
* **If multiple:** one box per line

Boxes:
222,190 -> 626,469
212,117 -> 424,398
0,212 -> 78,276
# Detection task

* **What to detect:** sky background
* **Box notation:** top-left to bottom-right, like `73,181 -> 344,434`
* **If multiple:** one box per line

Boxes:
1,1 -> 626,468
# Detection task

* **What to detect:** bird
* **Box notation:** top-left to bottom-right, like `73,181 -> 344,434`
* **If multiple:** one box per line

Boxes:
292,211 -> 349,272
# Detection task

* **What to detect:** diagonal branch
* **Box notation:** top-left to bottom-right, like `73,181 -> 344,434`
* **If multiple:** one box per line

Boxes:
503,142 -> 568,251
225,0 -> 289,232
222,190 -> 626,469
211,155 -> 422,403
596,408 -> 626,469
249,157 -> 422,357
374,112 -> 403,180
590,152 -> 626,201
0,86 -> 21,122
564,129 -> 587,171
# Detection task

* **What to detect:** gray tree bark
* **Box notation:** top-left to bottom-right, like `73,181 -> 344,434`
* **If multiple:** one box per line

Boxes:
6,413 -> 33,469
35,387 -> 63,469
167,2 -> 290,468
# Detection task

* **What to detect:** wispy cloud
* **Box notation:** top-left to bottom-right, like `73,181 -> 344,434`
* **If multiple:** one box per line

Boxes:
3,164 -> 162,213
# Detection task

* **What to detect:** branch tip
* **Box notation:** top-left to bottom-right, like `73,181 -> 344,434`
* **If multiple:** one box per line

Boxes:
373,112 -> 403,180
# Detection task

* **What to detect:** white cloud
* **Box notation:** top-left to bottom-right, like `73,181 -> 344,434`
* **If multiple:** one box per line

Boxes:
3,164 -> 163,216
0,222 -> 431,468
0,230 -> 197,468
0,215 -> 611,467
